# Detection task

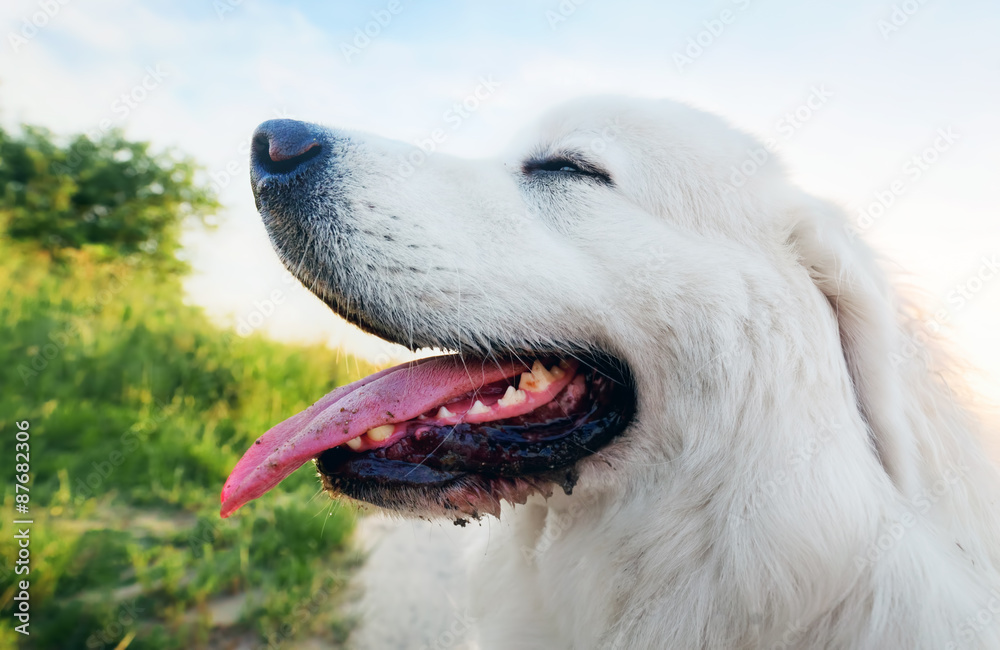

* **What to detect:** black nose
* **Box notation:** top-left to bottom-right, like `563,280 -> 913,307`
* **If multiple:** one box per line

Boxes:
251,119 -> 324,178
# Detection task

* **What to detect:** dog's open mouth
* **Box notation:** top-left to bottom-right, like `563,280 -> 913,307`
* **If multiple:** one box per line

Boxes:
220,353 -> 634,519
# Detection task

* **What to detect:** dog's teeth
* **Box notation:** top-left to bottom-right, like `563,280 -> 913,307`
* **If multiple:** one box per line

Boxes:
437,406 -> 455,419
468,400 -> 490,415
366,425 -> 394,442
520,360 -> 555,392
345,437 -> 363,450
497,385 -> 527,407
548,364 -> 566,380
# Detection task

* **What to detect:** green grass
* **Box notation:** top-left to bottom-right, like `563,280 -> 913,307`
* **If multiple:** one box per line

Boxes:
0,239 -> 372,649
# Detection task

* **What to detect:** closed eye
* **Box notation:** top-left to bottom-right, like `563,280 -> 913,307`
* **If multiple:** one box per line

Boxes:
522,155 -> 612,183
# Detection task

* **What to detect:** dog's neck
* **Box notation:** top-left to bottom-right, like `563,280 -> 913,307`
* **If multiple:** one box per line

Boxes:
470,263 -> 1000,648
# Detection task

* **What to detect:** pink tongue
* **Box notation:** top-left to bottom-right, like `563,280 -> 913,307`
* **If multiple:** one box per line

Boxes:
220,356 -> 529,517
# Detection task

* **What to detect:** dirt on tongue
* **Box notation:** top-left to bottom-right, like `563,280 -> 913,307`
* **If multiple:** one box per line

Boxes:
220,356 -> 532,517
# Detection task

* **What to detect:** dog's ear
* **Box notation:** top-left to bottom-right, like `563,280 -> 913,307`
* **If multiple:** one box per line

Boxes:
787,196 -> 918,497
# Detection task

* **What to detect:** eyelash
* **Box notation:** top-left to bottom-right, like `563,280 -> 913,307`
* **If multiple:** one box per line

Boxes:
522,157 -> 611,183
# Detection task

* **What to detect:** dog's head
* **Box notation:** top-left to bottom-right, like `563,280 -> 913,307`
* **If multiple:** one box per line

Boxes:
220,97 -> 916,521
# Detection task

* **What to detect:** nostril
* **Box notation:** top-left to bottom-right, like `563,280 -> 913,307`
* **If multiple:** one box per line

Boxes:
253,138 -> 322,175
251,119 -> 325,177
269,138 -> 318,162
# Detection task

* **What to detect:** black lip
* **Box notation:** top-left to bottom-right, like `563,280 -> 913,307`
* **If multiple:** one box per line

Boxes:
314,355 -> 636,506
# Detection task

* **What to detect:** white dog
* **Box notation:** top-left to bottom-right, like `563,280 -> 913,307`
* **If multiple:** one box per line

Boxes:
222,97 -> 1000,649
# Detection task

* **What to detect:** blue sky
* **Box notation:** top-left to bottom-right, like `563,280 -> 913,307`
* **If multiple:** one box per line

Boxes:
2,0 -> 999,402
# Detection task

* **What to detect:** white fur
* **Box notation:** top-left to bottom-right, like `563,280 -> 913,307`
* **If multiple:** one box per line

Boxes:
275,97 -> 1000,649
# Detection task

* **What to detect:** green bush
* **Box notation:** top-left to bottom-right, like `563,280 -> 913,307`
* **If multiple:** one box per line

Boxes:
0,125 -> 217,269
0,125 -> 366,649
